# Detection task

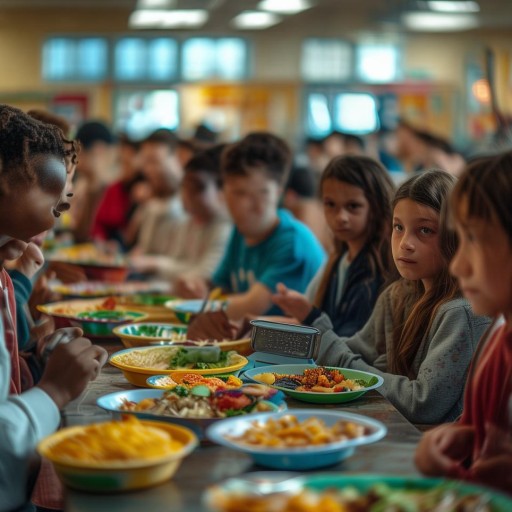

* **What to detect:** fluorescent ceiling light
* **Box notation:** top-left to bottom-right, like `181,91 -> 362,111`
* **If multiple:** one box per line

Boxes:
136,0 -> 176,8
257,0 -> 312,14
232,11 -> 281,29
129,9 -> 208,28
403,12 -> 478,31
426,1 -> 480,13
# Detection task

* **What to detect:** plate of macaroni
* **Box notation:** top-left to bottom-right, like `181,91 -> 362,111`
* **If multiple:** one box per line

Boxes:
245,364 -> 383,404
206,410 -> 386,470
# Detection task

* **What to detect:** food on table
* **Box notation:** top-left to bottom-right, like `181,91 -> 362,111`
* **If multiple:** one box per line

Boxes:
51,296 -> 118,317
126,324 -> 188,340
153,373 -> 243,391
46,417 -> 182,463
77,310 -> 136,322
254,367 -> 368,393
226,414 -> 366,448
50,243 -> 126,267
113,346 -> 242,371
209,484 -> 495,512
120,384 -> 282,419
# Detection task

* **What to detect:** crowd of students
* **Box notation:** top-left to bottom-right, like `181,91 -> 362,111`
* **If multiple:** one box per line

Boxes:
0,103 -> 511,511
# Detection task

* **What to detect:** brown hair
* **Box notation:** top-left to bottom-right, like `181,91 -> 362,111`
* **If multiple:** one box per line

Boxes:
314,155 -> 397,307
390,169 -> 460,378
221,132 -> 292,187
451,151 -> 512,242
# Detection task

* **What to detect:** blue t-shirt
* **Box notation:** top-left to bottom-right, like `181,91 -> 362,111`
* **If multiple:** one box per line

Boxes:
213,209 -> 326,315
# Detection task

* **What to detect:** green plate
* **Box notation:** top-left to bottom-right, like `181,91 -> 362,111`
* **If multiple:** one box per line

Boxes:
303,474 -> 512,511
244,364 -> 383,404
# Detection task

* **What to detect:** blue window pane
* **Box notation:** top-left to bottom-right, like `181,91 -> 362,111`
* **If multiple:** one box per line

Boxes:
216,38 -> 246,79
307,93 -> 332,137
182,38 -> 216,81
43,38 -> 75,80
148,38 -> 177,81
115,38 -> 147,80
77,38 -> 108,80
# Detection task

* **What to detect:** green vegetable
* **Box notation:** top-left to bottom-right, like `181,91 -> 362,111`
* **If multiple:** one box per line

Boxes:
168,346 -> 226,369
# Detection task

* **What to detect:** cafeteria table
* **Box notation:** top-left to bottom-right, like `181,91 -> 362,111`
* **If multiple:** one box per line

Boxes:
62,341 -> 423,512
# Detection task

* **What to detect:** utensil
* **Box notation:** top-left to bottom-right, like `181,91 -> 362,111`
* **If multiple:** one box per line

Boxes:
198,287 -> 223,315
214,472 -> 305,496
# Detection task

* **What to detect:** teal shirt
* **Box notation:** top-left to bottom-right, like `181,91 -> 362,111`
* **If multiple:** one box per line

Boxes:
213,209 -> 326,315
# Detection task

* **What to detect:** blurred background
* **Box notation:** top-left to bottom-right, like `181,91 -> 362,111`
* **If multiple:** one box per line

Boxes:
1,0 -> 511,153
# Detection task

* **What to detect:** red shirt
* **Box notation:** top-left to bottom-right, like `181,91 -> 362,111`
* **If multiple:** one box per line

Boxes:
460,324 -> 512,460
91,180 -> 132,240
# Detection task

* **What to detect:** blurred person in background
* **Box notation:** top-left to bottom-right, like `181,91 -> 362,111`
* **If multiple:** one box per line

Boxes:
128,128 -> 185,257
282,165 -> 332,252
71,120 -> 116,243
132,144 -> 231,286
91,133 -> 149,250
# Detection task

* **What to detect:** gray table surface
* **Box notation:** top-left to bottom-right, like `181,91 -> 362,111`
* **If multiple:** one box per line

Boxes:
62,341 -> 422,512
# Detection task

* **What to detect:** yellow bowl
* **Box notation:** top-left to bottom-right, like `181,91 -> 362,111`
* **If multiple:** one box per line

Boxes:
37,420 -> 198,492
109,346 -> 249,387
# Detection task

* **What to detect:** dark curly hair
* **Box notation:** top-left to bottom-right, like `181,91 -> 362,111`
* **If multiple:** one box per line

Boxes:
221,132 -> 292,186
0,104 -> 77,194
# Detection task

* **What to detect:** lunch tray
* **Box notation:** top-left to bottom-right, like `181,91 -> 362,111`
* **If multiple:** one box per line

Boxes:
247,320 -> 321,366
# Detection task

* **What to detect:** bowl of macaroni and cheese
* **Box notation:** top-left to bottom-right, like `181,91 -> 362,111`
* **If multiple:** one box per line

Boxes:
37,417 -> 197,492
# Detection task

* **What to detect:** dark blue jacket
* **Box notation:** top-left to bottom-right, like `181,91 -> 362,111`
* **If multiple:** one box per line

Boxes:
303,247 -> 383,337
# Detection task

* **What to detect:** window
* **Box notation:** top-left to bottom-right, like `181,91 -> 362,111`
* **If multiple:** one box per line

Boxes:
356,43 -> 401,83
306,93 -> 332,137
334,92 -> 379,133
42,37 -> 108,81
181,38 -> 248,81
114,89 -> 179,140
301,39 -> 353,82
114,37 -> 178,81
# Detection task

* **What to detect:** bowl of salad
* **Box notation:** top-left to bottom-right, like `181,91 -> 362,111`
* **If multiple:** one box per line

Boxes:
97,384 -> 286,440
113,322 -> 188,348
108,345 -> 249,387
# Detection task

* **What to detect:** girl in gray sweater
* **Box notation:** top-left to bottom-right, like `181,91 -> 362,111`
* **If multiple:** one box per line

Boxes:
313,170 -> 490,424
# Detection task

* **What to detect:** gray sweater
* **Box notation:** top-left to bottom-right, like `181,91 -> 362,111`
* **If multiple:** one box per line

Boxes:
314,286 -> 491,424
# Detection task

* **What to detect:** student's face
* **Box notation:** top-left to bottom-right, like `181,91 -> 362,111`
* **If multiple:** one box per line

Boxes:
451,207 -> 512,317
140,142 -> 182,194
0,154 -> 68,261
181,171 -> 222,220
322,179 -> 370,247
392,198 -> 444,290
223,170 -> 280,239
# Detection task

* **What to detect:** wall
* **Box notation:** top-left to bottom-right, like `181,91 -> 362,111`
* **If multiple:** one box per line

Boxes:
0,7 -> 510,136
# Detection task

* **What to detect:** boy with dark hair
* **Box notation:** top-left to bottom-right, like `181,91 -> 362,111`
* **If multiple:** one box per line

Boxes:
182,132 -> 325,333
131,144 -> 231,283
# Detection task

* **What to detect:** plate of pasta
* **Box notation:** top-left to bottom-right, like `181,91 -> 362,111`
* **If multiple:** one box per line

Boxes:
244,364 -> 383,404
109,345 -> 249,386
206,410 -> 386,470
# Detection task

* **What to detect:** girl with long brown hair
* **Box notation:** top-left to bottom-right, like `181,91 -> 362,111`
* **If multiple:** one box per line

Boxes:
274,155 -> 396,337
313,169 -> 490,424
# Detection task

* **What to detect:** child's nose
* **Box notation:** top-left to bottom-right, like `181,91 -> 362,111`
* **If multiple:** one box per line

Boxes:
450,248 -> 469,278
400,233 -> 415,250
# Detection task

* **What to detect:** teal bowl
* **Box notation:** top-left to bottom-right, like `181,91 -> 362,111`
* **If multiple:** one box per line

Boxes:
71,310 -> 147,337
113,322 -> 188,348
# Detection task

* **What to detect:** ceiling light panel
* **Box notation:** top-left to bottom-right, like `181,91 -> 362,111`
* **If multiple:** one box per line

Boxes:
257,0 -> 312,14
426,1 -> 480,13
232,11 -> 281,29
129,9 -> 209,28
403,12 -> 479,31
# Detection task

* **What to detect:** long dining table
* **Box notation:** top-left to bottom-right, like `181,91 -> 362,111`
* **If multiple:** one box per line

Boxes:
62,340 -> 423,512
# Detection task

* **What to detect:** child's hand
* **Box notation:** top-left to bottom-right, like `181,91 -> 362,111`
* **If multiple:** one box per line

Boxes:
37,337 -> 108,410
47,261 -> 86,284
129,254 -> 160,273
174,276 -> 209,299
469,454 -> 512,492
415,423 -> 474,478
187,311 -> 240,341
10,242 -> 44,279
37,326 -> 83,362
272,283 -> 313,322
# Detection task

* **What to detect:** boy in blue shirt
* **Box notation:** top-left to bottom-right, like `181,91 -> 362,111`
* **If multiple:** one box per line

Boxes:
180,132 -> 325,336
